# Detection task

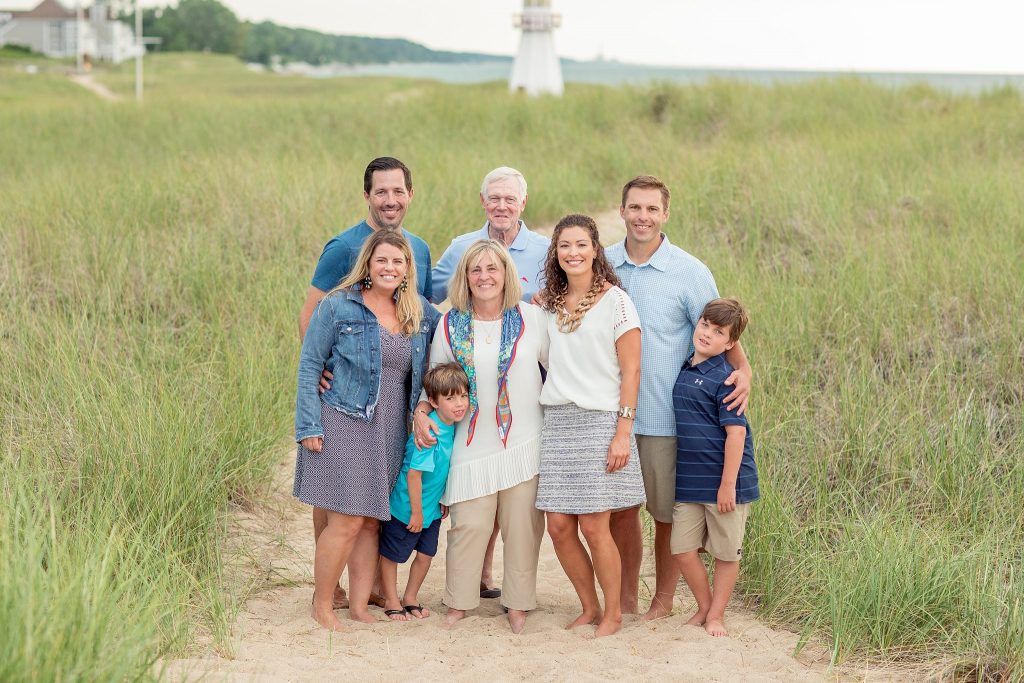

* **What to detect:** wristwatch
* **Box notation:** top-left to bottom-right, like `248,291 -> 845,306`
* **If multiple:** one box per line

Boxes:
617,406 -> 636,419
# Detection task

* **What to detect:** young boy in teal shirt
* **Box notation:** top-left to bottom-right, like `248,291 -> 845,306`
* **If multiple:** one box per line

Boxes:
379,363 -> 469,620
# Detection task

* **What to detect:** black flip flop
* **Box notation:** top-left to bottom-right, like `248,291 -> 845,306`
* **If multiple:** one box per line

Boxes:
384,609 -> 407,620
403,604 -> 428,619
479,581 -> 502,599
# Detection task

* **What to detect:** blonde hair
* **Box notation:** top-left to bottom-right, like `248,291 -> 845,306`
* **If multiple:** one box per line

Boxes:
447,239 -> 523,313
337,230 -> 423,336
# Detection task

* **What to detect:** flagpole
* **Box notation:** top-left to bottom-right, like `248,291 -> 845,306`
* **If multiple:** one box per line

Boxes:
134,0 -> 142,102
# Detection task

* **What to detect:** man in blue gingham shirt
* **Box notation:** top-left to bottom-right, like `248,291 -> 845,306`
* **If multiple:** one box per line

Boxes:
605,175 -> 752,622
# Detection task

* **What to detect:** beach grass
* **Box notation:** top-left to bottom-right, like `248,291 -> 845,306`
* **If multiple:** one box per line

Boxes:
1,52 -> 1022,680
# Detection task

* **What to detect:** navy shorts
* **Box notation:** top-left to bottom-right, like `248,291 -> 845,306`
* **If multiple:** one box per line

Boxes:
379,516 -> 442,563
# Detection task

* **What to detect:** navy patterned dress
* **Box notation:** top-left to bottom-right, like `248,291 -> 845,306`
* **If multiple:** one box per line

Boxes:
293,329 -> 412,520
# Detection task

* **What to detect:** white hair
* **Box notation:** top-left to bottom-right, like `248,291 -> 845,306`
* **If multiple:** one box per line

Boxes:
480,166 -> 528,201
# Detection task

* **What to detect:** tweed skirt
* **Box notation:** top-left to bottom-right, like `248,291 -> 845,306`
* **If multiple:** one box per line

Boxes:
536,404 -> 646,514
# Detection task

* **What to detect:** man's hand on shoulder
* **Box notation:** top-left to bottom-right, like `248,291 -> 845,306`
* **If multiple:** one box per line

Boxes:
722,367 -> 751,416
319,369 -> 333,394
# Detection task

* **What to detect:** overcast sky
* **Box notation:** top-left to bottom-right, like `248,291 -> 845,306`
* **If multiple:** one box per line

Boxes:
12,0 -> 1021,73
226,0 -> 1024,73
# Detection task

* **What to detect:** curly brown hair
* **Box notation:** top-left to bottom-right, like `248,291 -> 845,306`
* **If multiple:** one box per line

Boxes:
540,214 -> 621,332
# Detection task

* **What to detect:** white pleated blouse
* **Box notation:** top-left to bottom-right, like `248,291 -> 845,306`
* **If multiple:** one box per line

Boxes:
427,303 -> 549,506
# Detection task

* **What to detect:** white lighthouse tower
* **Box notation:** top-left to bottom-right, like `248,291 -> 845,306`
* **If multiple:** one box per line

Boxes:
509,0 -> 564,96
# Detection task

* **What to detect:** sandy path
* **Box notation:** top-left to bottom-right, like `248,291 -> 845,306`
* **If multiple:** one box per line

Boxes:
69,73 -> 121,102
164,447 -> 849,683
534,207 -> 625,241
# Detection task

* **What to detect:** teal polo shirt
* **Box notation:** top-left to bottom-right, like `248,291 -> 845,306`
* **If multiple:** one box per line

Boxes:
389,410 -> 455,525
310,220 -> 433,299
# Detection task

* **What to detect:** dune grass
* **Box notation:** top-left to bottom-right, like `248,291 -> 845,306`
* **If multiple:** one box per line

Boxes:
1,53 -> 1022,680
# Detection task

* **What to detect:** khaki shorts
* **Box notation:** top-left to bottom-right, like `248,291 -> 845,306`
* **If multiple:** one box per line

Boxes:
670,502 -> 750,562
636,435 -> 677,524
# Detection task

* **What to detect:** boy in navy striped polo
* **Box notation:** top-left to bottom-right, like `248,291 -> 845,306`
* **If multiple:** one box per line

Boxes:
671,298 -> 759,637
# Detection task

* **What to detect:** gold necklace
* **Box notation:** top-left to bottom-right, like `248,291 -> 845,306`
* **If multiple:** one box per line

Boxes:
477,318 -> 500,344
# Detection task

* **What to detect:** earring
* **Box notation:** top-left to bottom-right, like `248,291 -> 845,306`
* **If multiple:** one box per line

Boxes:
362,276 -> 372,290
400,276 -> 409,292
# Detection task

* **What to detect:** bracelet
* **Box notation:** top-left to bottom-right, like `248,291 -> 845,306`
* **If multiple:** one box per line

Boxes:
617,405 -> 636,419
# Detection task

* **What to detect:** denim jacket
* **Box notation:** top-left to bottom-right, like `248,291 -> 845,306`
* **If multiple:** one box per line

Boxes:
295,288 -> 441,442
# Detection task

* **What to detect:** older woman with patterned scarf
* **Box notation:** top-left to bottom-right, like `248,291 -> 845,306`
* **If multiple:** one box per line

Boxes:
412,239 -> 548,634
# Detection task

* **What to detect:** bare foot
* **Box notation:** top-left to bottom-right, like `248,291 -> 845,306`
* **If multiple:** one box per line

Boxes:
332,585 -> 349,610
311,604 -> 345,632
642,595 -> 673,621
507,609 -> 527,634
347,608 -> 377,624
620,599 -> 639,615
444,608 -> 466,627
582,616 -> 623,639
685,609 -> 709,627
565,611 -> 601,630
592,616 -> 622,638
704,617 -> 728,637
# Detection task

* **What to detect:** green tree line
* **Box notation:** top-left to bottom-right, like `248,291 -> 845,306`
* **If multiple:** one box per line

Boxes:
130,0 -> 509,65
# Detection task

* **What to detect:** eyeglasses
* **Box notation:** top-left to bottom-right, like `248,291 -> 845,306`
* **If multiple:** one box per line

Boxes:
484,195 -> 521,208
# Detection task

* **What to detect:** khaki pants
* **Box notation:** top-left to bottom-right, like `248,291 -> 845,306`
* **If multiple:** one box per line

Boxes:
444,476 -> 545,611
636,435 -> 677,524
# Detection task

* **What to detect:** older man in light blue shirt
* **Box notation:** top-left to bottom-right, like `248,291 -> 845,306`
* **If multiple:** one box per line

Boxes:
431,167 -> 550,304
428,166 -> 549,599
605,175 -> 752,624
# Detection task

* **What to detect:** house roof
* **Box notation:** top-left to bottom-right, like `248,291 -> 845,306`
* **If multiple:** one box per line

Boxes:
4,0 -> 75,20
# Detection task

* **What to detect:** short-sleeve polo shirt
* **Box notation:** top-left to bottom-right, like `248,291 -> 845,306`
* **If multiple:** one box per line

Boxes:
430,221 -> 550,303
310,220 -> 433,300
673,353 -> 759,505
607,234 -> 719,436
389,411 -> 455,526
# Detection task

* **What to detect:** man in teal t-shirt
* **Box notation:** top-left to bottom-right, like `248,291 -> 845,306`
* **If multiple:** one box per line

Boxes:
378,363 -> 468,620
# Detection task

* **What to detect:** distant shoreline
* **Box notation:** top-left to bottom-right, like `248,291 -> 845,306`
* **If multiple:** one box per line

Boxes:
279,58 -> 1023,93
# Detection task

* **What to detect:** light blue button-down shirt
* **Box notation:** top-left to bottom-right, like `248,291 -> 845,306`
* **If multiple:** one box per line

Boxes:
607,234 -> 719,437
430,221 -> 550,303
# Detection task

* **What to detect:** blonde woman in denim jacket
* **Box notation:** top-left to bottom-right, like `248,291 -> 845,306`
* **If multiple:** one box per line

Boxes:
295,230 -> 440,632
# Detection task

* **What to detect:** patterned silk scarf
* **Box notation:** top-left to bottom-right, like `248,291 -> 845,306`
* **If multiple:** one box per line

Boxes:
444,305 -> 525,447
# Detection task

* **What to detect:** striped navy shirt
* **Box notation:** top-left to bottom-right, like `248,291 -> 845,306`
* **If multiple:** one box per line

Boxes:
673,353 -> 759,504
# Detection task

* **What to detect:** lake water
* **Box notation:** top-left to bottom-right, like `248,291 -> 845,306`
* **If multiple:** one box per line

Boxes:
307,60 -> 1023,94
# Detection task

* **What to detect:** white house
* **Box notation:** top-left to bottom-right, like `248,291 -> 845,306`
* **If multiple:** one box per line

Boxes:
0,0 -> 140,63
88,1 -> 140,62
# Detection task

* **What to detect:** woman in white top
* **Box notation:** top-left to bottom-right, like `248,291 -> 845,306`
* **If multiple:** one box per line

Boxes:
536,214 -> 644,638
413,239 -> 549,634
